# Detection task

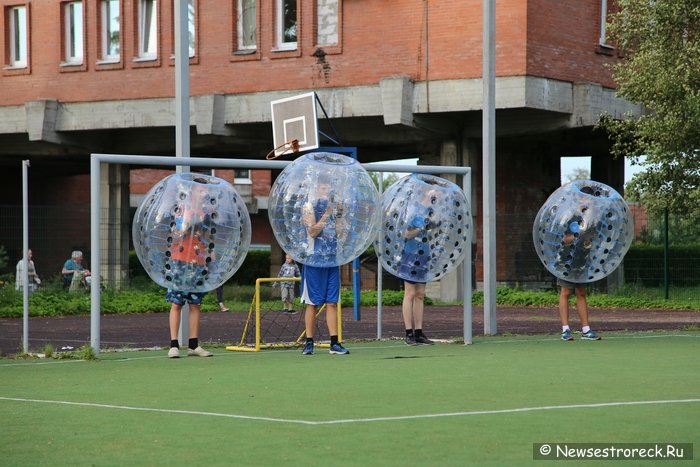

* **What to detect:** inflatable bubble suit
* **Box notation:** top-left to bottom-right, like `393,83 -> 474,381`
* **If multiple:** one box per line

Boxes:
133,172 -> 251,292
268,152 -> 380,267
375,174 -> 472,283
532,180 -> 634,284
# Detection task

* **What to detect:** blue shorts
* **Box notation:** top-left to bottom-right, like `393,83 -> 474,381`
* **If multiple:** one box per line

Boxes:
166,289 -> 206,306
300,265 -> 340,306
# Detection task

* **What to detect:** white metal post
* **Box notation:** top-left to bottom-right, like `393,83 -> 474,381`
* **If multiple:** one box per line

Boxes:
175,0 -> 191,346
21,160 -> 30,353
483,0 -> 497,334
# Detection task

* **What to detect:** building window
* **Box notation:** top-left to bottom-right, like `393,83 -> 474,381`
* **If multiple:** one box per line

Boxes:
101,0 -> 121,62
599,0 -> 610,47
8,5 -> 28,68
139,0 -> 158,59
236,0 -> 256,51
234,169 -> 251,183
275,0 -> 296,50
63,1 -> 84,65
169,0 -> 195,59
187,0 -> 195,57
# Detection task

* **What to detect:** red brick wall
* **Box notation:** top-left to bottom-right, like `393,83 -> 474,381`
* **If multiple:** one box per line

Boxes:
1,0 -> 617,105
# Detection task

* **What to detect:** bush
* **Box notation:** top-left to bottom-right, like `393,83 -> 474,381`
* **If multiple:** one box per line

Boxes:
231,250 -> 270,285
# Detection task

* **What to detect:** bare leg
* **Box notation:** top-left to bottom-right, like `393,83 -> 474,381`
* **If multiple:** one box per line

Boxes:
188,304 -> 201,339
402,282 -> 426,330
326,303 -> 338,336
402,282 -> 417,330
574,287 -> 590,327
169,303 -> 183,341
305,305 -> 317,338
558,287 -> 571,327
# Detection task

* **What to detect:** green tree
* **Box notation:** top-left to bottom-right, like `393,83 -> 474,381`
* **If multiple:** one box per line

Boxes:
597,0 -> 700,219
564,167 -> 590,184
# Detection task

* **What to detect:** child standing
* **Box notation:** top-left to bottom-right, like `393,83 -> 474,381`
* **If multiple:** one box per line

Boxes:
275,254 -> 301,314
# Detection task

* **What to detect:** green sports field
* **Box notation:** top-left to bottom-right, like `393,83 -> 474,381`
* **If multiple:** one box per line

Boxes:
2,332 -> 699,466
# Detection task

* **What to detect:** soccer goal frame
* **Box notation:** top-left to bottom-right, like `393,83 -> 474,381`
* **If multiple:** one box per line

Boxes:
224,277 -> 343,352
89,153 -> 472,353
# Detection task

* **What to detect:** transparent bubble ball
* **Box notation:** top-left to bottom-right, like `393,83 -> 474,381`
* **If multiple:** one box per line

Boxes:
268,152 -> 380,267
133,172 -> 251,292
533,180 -> 634,284
375,174 -> 472,283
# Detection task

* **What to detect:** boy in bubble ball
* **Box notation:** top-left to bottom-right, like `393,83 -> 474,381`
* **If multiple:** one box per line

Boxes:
299,181 -> 350,355
399,186 -> 439,345
166,179 -> 214,358
558,185 -> 602,342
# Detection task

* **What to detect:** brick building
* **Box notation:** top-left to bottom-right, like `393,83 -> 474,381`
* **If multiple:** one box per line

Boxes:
0,1 -> 643,293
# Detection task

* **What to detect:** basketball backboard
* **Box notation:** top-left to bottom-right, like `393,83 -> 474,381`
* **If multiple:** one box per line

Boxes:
270,92 -> 319,156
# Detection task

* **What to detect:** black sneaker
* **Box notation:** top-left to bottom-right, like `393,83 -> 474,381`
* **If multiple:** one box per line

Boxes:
404,335 -> 418,345
414,333 -> 434,345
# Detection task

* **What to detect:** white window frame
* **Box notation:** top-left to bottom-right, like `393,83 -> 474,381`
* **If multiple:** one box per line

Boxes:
8,5 -> 28,68
63,1 -> 84,65
138,0 -> 158,59
275,0 -> 296,50
100,0 -> 121,62
236,0 -> 256,51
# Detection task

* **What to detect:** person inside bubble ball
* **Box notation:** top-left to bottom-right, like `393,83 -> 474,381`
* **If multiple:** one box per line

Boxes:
166,179 -> 214,358
299,180 -> 350,355
399,185 -> 439,345
558,185 -> 602,342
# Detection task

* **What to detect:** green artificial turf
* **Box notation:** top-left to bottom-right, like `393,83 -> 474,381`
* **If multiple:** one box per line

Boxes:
1,333 -> 698,466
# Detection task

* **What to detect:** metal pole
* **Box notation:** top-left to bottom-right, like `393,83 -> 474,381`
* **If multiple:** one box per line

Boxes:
376,171 -> 384,339
463,171 -> 473,344
482,0 -> 497,334
664,207 -> 669,300
90,157 -> 101,352
175,0 -> 191,345
21,160 -> 30,354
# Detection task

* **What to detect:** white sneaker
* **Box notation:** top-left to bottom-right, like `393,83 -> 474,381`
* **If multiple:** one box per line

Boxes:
168,347 -> 180,358
187,346 -> 213,357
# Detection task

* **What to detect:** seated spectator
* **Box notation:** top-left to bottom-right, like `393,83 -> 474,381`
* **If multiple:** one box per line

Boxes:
62,250 -> 90,291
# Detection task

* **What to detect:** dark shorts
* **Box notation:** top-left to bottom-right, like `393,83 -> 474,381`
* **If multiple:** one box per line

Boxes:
557,278 -> 587,290
166,289 -> 206,305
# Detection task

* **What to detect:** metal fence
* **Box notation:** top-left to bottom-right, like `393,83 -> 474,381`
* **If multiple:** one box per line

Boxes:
1,203 -> 699,291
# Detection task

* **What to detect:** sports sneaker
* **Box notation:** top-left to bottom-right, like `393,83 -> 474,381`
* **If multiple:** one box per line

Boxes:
561,329 -> 574,341
167,347 -> 180,358
414,333 -> 434,345
581,330 -> 602,340
329,343 -> 350,355
404,334 -> 418,345
187,346 -> 213,357
282,309 -> 298,315
302,341 -> 314,355
219,303 -> 230,312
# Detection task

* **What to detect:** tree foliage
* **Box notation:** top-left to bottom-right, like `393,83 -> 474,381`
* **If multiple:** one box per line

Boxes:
597,0 -> 700,218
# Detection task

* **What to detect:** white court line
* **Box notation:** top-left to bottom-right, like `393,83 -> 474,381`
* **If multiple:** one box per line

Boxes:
1,396 -> 698,426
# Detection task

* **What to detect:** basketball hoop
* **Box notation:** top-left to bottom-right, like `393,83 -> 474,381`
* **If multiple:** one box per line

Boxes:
270,92 -> 319,157
266,139 -> 300,160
